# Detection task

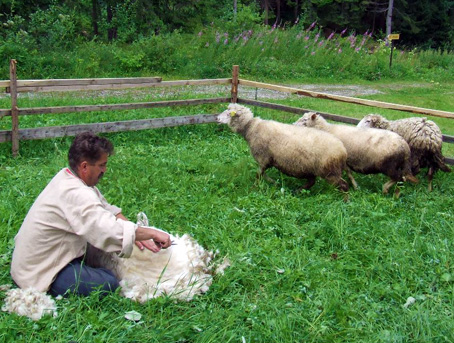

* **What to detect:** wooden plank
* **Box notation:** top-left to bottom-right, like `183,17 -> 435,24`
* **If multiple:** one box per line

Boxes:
11,78 -> 231,93
231,65 -> 239,103
238,98 -> 454,145
0,114 -> 218,142
8,98 -> 230,116
0,109 -> 10,117
238,98 -> 360,125
10,59 -> 19,156
239,79 -> 454,119
443,135 -> 454,144
16,77 -> 162,87
446,157 -> 454,165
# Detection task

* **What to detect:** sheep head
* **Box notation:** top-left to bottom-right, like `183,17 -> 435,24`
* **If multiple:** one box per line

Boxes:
293,111 -> 321,128
357,114 -> 388,129
216,104 -> 254,132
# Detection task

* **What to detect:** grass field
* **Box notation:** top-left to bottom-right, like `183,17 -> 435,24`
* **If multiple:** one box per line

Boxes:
1,81 -> 454,342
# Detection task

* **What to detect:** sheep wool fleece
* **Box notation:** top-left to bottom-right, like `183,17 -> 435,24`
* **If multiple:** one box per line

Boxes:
10,168 -> 137,292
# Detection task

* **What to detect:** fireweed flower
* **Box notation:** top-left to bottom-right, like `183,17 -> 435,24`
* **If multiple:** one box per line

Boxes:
198,31 -> 203,37
340,28 -> 347,36
224,38 -> 228,45
306,21 -> 316,32
304,36 -> 310,41
314,33 -> 320,43
318,40 -> 324,47
327,32 -> 334,41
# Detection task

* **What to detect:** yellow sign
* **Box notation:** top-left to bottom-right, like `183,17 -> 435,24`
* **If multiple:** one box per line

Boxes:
388,34 -> 400,40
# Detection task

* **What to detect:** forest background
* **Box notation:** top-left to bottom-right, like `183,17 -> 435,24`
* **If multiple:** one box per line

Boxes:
1,0 -> 454,81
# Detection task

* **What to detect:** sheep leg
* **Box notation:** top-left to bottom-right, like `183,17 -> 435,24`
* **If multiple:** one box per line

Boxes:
345,167 -> 358,190
298,176 -> 316,191
257,167 -> 277,184
427,167 -> 434,192
382,179 -> 397,195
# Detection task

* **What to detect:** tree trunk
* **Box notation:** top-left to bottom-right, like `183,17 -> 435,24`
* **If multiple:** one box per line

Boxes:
107,5 -> 117,41
276,0 -> 281,25
92,0 -> 99,36
264,0 -> 269,25
386,0 -> 394,37
294,0 -> 299,23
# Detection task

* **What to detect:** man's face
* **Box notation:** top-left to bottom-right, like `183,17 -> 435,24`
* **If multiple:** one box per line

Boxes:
79,152 -> 108,187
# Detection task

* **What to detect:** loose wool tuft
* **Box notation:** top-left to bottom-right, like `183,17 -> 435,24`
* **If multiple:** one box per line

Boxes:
2,285 -> 57,321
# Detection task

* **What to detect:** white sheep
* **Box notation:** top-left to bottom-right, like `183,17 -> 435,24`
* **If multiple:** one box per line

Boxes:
86,212 -> 229,302
294,112 -> 418,196
357,114 -> 451,191
216,103 -> 350,193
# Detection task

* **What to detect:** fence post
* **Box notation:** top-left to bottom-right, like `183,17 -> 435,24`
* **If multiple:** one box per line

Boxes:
231,65 -> 239,103
10,59 -> 19,156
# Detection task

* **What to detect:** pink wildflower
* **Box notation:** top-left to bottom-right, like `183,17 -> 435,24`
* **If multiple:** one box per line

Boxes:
306,21 -> 316,32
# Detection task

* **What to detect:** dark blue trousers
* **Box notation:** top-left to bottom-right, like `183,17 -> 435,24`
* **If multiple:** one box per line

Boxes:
49,257 -> 119,297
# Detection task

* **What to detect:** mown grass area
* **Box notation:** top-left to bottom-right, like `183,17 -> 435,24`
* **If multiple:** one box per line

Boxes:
1,84 -> 454,342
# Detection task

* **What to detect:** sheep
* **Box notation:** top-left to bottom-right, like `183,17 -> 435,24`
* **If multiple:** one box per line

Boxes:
294,112 -> 418,196
357,114 -> 451,191
2,212 -> 229,319
86,212 -> 229,302
216,103 -> 350,193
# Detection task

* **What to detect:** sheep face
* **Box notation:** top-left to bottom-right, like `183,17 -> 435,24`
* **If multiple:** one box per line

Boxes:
216,104 -> 254,133
357,114 -> 386,129
293,112 -> 321,128
216,108 -> 234,125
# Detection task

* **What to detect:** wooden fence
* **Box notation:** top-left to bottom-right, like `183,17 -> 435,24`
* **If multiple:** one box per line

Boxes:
1,61 -> 454,164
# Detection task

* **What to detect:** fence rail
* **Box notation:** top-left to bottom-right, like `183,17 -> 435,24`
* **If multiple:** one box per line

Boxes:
1,61 -> 453,165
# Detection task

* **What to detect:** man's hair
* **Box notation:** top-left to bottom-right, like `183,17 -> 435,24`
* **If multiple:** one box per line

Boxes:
68,132 -> 114,171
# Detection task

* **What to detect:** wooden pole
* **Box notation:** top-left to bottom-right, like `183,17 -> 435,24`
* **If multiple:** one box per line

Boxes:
10,59 -> 19,156
231,65 -> 239,103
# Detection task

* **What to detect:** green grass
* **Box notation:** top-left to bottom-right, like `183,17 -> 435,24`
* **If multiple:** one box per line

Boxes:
1,84 -> 454,342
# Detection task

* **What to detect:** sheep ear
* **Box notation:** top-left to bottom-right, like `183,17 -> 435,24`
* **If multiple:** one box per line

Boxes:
230,110 -> 237,117
311,113 -> 317,120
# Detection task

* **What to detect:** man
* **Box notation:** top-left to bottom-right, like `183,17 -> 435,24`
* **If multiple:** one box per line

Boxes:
10,132 -> 171,297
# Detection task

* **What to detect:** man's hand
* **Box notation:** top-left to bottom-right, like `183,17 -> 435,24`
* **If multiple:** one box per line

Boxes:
135,226 -> 172,253
136,240 -> 163,253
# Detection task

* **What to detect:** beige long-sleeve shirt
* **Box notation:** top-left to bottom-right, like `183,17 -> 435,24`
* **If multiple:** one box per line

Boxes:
11,168 -> 137,292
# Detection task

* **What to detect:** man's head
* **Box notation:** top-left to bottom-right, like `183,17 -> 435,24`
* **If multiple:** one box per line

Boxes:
68,132 -> 114,186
